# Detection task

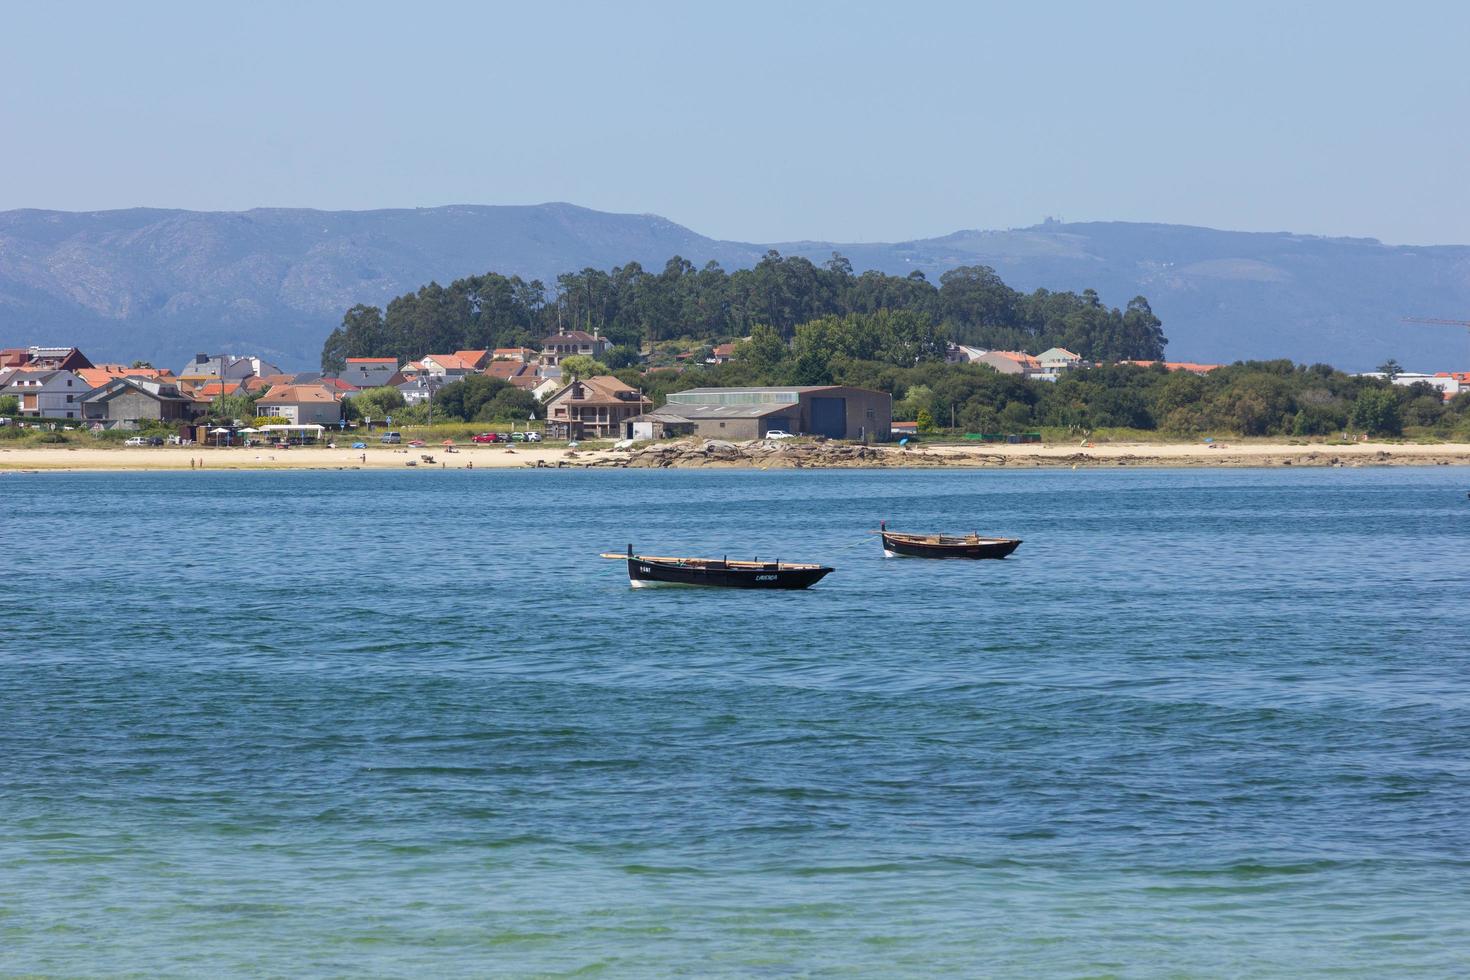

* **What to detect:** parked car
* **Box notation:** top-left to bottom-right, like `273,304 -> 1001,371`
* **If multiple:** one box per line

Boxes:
147,436 -> 164,446
471,432 -> 501,444
764,430 -> 796,440
509,431 -> 525,442
524,431 -> 542,443
124,436 -> 147,446
381,431 -> 402,444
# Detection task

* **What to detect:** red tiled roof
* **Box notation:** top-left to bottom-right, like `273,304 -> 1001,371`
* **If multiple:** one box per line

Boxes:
484,361 -> 534,380
423,354 -> 477,372
75,365 -> 170,388
191,380 -> 244,399
258,384 -> 340,405
453,349 -> 490,368
986,350 -> 1041,369
1122,360 -> 1223,374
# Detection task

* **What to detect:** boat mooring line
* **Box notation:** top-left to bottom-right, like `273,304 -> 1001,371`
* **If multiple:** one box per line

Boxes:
828,533 -> 881,553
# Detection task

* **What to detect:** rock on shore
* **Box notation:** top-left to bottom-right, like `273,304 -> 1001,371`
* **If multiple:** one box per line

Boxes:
528,438 -> 1470,470
573,438 -> 990,469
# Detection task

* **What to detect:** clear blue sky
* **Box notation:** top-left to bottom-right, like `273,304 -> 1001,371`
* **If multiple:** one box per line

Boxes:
2,0 -> 1466,244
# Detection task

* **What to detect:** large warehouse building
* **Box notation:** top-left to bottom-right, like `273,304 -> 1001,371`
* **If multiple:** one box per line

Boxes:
626,385 -> 892,441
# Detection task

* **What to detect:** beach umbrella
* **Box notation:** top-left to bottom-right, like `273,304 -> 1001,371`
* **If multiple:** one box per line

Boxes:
208,427 -> 230,433
240,427 -> 260,433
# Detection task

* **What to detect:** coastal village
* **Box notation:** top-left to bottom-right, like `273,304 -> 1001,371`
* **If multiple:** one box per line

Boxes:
1,333 -> 896,444
3,336 -> 1468,460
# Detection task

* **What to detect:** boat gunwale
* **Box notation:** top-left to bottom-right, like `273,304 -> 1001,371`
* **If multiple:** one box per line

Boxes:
879,530 -> 1021,547
599,552 -> 831,571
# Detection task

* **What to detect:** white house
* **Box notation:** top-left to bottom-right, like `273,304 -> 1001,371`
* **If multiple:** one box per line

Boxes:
255,384 -> 342,425
1,369 -> 92,419
1036,347 -> 1085,373
397,376 -> 441,405
419,353 -> 480,379
1357,372 -> 1462,400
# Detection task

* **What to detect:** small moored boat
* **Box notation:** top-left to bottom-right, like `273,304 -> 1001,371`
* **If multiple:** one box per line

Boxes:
600,546 -> 834,589
879,521 -> 1021,559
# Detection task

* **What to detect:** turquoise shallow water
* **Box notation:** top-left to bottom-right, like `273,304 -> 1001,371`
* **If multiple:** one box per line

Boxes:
3,467 -> 1469,977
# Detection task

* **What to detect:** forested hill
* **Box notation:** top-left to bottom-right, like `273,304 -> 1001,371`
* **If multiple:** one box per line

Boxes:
321,258 -> 1166,370
2,203 -> 1468,370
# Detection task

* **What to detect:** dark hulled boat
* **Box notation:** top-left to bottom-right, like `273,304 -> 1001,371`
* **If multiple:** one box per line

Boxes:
601,546 -> 834,589
879,521 -> 1022,559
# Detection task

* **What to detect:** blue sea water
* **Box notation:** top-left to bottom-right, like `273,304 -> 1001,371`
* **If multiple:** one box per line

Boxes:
2,466 -> 1469,977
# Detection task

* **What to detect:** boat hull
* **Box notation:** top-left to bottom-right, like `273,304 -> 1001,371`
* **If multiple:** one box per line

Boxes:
881,534 -> 1021,560
626,558 -> 833,589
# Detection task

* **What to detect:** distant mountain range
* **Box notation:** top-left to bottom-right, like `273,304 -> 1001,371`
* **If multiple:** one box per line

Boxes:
2,203 -> 1468,372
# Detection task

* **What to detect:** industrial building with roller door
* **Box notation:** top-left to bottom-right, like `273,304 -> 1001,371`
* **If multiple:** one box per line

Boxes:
627,386 -> 891,442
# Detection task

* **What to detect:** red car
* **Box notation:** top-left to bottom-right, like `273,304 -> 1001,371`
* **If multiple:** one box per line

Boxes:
471,432 -> 502,444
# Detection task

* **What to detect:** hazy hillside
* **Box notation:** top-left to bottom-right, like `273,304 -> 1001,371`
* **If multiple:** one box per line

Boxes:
2,204 -> 1467,371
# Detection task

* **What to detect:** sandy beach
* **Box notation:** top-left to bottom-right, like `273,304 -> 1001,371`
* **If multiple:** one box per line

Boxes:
4,438 -> 1470,472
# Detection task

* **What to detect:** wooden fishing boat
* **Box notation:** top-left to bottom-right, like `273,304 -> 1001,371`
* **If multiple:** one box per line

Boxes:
600,546 -> 834,589
878,521 -> 1021,559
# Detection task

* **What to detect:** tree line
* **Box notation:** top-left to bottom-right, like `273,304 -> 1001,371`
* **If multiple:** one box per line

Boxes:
618,353 -> 1468,438
320,252 -> 1167,370
406,324 -> 1457,437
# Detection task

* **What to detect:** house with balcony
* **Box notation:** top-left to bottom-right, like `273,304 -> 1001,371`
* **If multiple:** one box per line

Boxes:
1,369 -> 93,419
1036,347 -> 1085,373
543,376 -> 651,439
539,331 -> 610,366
